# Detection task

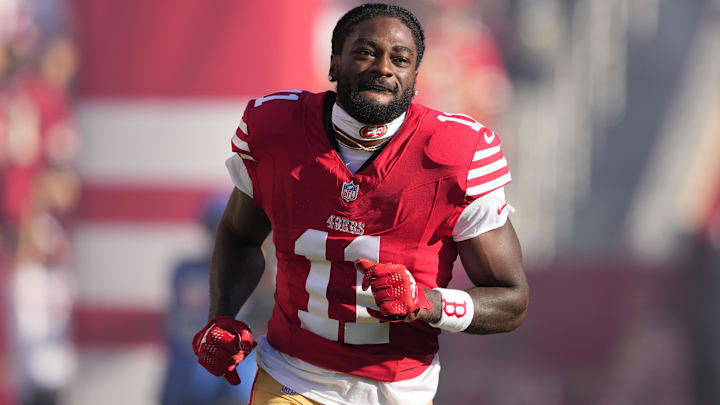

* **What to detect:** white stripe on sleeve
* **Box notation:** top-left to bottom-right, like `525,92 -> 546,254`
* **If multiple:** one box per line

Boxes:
466,172 -> 512,197
232,134 -> 251,152
467,157 -> 508,180
238,118 -> 248,135
472,146 -> 501,161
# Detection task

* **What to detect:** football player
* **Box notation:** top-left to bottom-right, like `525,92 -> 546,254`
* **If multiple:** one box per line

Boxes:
193,3 -> 529,404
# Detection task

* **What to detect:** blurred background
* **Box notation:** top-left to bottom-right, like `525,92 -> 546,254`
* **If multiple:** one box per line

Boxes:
1,0 -> 719,404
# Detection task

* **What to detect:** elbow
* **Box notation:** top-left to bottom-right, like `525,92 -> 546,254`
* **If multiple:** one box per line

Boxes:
508,303 -> 528,332
504,283 -> 529,333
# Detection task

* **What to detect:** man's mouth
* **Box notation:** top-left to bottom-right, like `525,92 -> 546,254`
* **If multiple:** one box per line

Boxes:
359,82 -> 397,93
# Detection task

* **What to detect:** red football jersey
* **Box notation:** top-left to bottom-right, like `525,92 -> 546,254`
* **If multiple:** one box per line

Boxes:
231,90 -> 510,382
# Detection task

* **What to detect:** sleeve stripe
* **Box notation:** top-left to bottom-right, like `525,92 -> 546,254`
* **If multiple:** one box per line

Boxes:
232,135 -> 251,152
468,157 -> 507,180
238,118 -> 248,134
468,166 -> 510,188
466,172 -> 512,196
235,152 -> 256,162
470,150 -> 504,170
473,146 -> 502,161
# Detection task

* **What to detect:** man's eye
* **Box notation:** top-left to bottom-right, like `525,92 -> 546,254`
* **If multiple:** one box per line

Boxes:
356,49 -> 373,56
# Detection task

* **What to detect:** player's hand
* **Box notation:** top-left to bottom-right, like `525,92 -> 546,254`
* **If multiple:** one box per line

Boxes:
192,316 -> 257,385
354,258 -> 432,322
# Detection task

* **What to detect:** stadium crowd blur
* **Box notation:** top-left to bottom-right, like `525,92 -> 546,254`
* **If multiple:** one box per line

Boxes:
1,1 -> 79,404
1,0 -> 720,404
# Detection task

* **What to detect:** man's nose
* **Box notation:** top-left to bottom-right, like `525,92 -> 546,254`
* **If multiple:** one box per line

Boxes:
371,54 -> 393,77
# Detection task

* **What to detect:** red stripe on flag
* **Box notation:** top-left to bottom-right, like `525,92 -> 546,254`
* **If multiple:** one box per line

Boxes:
72,305 -> 164,345
75,184 -> 216,222
71,0 -> 320,97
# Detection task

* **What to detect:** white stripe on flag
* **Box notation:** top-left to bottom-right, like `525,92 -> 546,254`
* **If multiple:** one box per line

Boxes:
75,100 -> 248,185
473,146 -> 501,161
74,223 -> 206,308
232,135 -> 251,152
238,118 -> 248,134
467,173 -> 512,196
468,158 -> 508,180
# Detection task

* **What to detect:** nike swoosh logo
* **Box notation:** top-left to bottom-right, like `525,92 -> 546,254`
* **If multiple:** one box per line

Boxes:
484,131 -> 496,144
497,203 -> 508,215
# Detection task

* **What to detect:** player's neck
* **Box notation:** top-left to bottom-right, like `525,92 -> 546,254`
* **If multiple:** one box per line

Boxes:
331,103 -> 405,145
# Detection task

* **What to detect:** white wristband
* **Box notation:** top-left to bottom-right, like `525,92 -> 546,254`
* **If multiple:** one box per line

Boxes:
428,288 -> 474,332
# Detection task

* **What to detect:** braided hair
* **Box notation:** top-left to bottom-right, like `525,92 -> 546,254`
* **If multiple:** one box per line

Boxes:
331,3 -> 425,66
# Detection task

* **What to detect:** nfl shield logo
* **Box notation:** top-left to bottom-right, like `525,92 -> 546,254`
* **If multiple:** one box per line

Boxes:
341,181 -> 359,202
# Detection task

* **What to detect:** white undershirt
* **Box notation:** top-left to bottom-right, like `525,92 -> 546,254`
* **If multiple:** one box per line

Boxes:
337,142 -> 373,173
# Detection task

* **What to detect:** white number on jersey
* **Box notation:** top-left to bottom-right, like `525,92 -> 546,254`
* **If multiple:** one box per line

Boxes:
437,112 -> 484,132
253,90 -> 303,107
294,230 -> 389,345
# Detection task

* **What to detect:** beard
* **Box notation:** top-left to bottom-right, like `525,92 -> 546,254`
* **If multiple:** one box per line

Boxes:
336,76 -> 415,125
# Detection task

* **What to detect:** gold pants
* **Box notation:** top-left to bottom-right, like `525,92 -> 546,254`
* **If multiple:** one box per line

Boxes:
250,367 -> 433,405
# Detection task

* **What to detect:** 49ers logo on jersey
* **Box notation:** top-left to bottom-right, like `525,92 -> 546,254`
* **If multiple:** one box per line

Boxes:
326,214 -> 365,235
359,124 -> 388,139
340,180 -> 359,202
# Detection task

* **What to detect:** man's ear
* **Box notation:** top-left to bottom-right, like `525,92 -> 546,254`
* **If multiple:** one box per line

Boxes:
329,55 -> 337,82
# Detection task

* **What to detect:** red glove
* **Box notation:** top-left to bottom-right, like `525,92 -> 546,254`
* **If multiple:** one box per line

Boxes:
192,316 -> 257,385
355,258 -> 432,322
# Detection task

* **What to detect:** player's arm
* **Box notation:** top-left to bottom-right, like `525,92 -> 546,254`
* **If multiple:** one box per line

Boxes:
399,217 -> 527,334
420,124 -> 527,333
356,217 -> 527,333
434,218 -> 528,334
209,188 -> 271,319
192,188 -> 270,385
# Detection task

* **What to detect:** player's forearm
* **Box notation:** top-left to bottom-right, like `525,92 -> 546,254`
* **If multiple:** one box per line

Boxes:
437,220 -> 529,334
416,283 -> 528,334
463,284 -> 528,334
208,222 -> 266,319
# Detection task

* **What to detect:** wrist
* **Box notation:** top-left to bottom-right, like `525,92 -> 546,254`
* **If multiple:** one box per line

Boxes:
427,288 -> 474,332
208,300 -> 240,321
403,288 -> 441,323
207,314 -> 234,323
419,289 -> 442,323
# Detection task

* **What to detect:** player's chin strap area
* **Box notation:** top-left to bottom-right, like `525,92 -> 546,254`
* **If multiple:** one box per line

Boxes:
332,103 -> 405,142
428,288 -> 475,333
332,123 -> 387,152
